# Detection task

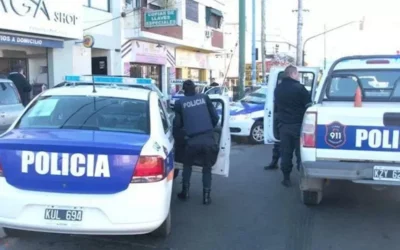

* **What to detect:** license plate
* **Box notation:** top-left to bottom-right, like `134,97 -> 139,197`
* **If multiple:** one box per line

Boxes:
44,209 -> 83,221
373,166 -> 400,181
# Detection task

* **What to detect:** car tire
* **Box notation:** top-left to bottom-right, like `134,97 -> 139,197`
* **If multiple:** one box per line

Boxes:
300,190 -> 323,206
151,210 -> 171,238
249,121 -> 264,144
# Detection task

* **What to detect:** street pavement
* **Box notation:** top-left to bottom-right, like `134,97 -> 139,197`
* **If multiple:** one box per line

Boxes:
1,143 -> 400,250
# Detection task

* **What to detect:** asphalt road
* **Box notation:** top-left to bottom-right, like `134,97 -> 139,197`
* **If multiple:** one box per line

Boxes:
1,143 -> 400,250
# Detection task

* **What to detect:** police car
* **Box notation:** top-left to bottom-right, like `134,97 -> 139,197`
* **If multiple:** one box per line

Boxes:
169,80 -> 207,108
229,86 -> 268,144
265,55 -> 400,206
0,75 -> 231,237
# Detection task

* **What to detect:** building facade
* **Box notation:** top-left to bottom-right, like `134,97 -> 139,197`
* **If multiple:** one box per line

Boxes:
122,0 -> 226,97
0,0 -> 123,88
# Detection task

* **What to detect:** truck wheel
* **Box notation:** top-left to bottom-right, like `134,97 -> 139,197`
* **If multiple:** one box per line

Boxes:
151,210 -> 171,238
300,190 -> 323,206
249,121 -> 264,144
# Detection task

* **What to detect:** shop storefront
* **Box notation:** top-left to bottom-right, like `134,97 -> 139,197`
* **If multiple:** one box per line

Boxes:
0,0 -> 83,87
122,40 -> 174,92
175,49 -> 210,82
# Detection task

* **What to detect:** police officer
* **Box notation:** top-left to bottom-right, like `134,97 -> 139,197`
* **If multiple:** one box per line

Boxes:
8,65 -> 32,106
274,65 -> 311,187
173,80 -> 219,205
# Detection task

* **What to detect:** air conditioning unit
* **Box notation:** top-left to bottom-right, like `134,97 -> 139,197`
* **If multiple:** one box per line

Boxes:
205,30 -> 213,38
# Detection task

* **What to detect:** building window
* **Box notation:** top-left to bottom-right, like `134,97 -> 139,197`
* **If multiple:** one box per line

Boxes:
85,0 -> 110,12
129,63 -> 162,91
186,0 -> 199,22
206,7 -> 223,29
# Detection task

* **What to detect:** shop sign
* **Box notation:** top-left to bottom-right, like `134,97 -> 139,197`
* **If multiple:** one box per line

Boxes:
144,9 -> 178,28
0,0 -> 83,39
0,33 -> 63,48
129,41 -> 167,65
176,49 -> 209,69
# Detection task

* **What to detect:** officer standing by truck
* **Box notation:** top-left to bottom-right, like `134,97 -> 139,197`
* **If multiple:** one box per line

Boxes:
173,80 -> 219,205
274,65 -> 311,187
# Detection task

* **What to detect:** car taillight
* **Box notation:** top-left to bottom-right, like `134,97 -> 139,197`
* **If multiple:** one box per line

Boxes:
301,112 -> 317,148
0,161 -> 4,177
131,156 -> 165,183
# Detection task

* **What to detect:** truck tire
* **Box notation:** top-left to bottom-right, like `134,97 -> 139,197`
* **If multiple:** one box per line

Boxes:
151,210 -> 171,238
301,190 -> 323,206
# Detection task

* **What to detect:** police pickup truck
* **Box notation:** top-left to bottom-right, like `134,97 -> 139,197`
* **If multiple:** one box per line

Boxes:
0,75 -> 231,238
265,55 -> 400,206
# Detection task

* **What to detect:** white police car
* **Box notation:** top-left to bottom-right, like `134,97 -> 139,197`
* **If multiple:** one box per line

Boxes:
0,75 -> 231,237
265,55 -> 400,206
228,87 -> 268,144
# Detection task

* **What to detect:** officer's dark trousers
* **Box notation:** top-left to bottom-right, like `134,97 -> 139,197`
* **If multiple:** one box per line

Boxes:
279,123 -> 302,178
182,132 -> 215,189
272,117 -> 281,161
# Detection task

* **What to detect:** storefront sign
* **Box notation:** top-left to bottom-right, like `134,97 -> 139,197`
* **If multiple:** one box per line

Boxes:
0,0 -> 83,39
129,41 -> 167,65
176,49 -> 209,69
0,33 -> 63,48
144,9 -> 178,28
83,35 -> 95,48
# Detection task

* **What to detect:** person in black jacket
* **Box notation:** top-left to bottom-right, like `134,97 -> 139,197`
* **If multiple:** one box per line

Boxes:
173,80 -> 219,205
8,65 -> 32,106
274,65 -> 311,187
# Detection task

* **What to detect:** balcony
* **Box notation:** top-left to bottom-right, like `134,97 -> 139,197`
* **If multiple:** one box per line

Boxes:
123,7 -> 224,52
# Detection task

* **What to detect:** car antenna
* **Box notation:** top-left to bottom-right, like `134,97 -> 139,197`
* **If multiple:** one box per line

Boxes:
92,75 -> 97,93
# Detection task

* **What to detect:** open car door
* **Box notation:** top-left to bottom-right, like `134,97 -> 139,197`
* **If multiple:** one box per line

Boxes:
264,66 -> 321,143
174,95 -> 231,177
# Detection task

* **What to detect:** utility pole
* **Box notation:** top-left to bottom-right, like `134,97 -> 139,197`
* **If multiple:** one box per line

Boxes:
238,0 -> 246,99
251,0 -> 256,86
323,24 -> 327,69
296,0 -> 303,66
261,0 -> 266,83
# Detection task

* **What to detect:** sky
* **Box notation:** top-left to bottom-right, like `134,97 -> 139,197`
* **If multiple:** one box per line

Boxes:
224,0 -> 400,67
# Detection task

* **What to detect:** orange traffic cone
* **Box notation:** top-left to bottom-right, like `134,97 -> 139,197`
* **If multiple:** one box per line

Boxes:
354,86 -> 362,107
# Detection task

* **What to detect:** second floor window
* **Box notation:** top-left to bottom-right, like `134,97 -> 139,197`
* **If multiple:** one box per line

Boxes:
85,0 -> 110,12
186,0 -> 199,22
206,7 -> 223,29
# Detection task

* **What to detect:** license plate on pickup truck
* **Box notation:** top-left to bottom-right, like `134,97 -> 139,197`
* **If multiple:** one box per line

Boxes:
44,209 -> 83,221
373,166 -> 400,181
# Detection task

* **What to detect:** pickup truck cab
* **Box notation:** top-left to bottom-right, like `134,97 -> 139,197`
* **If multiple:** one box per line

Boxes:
265,55 -> 400,206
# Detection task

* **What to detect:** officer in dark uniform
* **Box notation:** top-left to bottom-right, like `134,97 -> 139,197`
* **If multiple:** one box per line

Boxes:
274,65 -> 311,187
173,80 -> 219,205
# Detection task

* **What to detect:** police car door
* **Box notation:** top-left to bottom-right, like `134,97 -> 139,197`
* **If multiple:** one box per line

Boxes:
174,95 -> 231,177
264,66 -> 320,143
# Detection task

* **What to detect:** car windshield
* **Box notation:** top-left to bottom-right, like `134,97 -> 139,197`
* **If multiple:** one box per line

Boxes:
176,85 -> 206,95
16,95 -> 149,134
0,81 -> 21,105
327,70 -> 400,100
241,87 -> 267,104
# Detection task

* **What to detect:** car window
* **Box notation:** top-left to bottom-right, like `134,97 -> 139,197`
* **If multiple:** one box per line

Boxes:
16,95 -> 149,134
0,82 -> 21,105
206,87 -> 222,95
241,87 -> 267,104
158,100 -> 169,133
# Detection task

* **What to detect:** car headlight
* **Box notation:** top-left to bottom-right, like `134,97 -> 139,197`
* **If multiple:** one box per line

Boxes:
230,114 -> 251,121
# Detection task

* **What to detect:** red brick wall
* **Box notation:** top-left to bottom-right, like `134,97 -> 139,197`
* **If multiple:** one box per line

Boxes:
211,30 -> 224,49
140,8 -> 183,40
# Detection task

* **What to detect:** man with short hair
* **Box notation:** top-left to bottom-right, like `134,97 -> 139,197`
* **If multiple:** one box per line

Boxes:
173,80 -> 219,205
8,65 -> 31,106
274,65 -> 311,187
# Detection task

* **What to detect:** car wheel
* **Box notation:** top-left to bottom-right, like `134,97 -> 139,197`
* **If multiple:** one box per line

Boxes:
300,190 -> 323,206
249,121 -> 264,144
151,210 -> 171,238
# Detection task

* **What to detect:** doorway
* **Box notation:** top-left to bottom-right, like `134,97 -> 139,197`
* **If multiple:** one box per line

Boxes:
92,57 -> 108,75
0,58 -> 28,78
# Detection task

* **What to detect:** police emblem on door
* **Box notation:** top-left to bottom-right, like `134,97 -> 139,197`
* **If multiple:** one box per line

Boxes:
325,121 -> 347,148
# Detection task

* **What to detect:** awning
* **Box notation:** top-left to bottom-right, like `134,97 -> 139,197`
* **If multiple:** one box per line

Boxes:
210,8 -> 223,17
206,7 -> 223,22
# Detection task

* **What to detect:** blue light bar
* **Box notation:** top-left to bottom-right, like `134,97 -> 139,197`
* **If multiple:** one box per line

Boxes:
64,75 -> 152,85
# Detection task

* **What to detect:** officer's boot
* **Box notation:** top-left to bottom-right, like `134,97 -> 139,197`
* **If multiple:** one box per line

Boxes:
203,188 -> 211,205
264,157 -> 279,170
177,183 -> 190,201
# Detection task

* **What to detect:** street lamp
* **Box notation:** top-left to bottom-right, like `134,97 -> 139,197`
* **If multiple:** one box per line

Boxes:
302,17 -> 365,66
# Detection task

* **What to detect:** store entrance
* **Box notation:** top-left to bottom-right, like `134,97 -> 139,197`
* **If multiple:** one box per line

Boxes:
0,58 -> 28,78
129,63 -> 162,91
